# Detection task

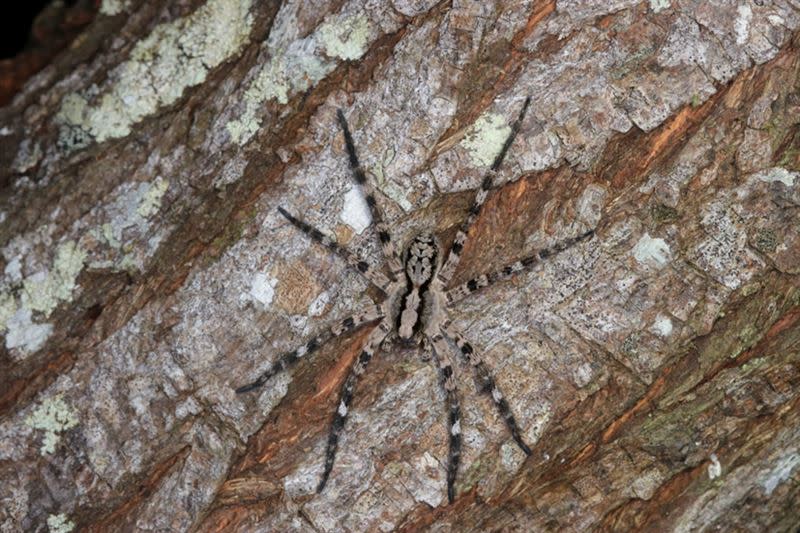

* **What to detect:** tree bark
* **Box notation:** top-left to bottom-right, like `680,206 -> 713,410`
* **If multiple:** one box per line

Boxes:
1,1 -> 799,532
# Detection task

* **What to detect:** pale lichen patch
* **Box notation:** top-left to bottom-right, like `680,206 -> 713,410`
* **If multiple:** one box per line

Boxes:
86,178 -> 176,272
136,177 -> 169,218
25,395 -> 79,455
318,13 -> 370,60
226,11 -> 374,146
20,241 -> 86,317
100,0 -> 128,16
58,0 -> 254,146
752,167 -> 798,187
460,112 -> 512,167
46,513 -> 75,533
340,186 -> 372,234
4,307 -> 53,355
632,233 -> 671,269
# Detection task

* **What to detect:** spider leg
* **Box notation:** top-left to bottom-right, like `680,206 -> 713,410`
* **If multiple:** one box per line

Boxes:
437,97 -> 531,287
440,321 -> 532,455
445,229 -> 594,305
317,320 -> 391,493
235,304 -> 384,393
278,207 -> 393,293
336,109 -> 404,278
430,331 -> 462,504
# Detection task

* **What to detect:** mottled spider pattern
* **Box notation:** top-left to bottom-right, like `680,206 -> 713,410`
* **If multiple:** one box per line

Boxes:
236,96 -> 594,503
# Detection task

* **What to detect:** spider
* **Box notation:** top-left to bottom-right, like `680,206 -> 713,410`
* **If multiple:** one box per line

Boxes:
236,96 -> 594,503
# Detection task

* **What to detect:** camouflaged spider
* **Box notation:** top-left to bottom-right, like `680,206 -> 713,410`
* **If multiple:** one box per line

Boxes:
236,97 -> 594,503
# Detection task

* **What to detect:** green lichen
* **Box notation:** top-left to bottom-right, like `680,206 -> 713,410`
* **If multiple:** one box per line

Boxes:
21,241 -> 86,317
734,324 -> 761,357
651,203 -> 679,224
58,0 -> 254,147
47,513 -> 75,533
752,228 -> 778,254
318,13 -> 370,60
26,395 -> 79,455
461,113 -> 512,167
777,146 -> 800,171
137,177 -> 169,218
740,356 -> 767,372
740,282 -> 762,297
622,332 -> 641,357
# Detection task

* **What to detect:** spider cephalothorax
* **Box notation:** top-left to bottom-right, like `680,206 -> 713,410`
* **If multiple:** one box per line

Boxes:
398,233 -> 439,342
236,97 -> 595,503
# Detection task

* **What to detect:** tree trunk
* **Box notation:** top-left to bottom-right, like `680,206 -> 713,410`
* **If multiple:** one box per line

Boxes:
1,1 -> 799,531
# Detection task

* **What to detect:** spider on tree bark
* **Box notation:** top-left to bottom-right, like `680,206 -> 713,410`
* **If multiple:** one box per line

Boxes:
236,96 -> 595,503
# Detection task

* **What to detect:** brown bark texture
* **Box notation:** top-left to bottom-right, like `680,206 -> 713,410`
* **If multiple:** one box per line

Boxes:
1,0 -> 799,531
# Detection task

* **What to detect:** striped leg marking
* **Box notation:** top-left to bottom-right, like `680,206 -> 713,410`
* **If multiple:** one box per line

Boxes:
317,320 -> 391,493
278,207 -> 393,292
437,96 -> 531,286
337,109 -> 404,278
441,322 -> 532,456
446,229 -> 595,304
430,332 -> 462,503
235,304 -> 384,394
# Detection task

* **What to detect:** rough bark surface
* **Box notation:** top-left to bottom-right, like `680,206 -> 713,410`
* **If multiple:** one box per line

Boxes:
1,1 -> 799,532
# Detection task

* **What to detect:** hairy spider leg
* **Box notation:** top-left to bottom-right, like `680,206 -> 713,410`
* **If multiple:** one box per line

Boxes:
441,321 -> 532,456
430,331 -> 462,503
437,96 -> 532,286
317,320 -> 392,493
337,109 -> 404,278
277,206 -> 393,293
235,304 -> 384,393
445,229 -> 595,305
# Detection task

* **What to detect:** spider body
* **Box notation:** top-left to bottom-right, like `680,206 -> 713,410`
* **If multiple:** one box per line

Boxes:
398,233 -> 440,343
237,97 -> 595,503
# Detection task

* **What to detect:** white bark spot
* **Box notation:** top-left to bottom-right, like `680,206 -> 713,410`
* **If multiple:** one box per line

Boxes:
5,307 -> 53,356
632,233 -> 671,269
340,187 -> 372,234
761,453 -> 800,495
735,4 -> 752,45
708,453 -> 722,479
651,314 -> 673,337
649,0 -> 670,13
242,272 -> 277,308
308,290 -> 330,316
